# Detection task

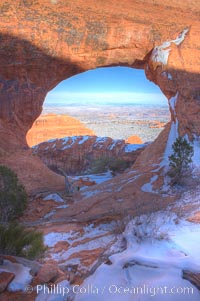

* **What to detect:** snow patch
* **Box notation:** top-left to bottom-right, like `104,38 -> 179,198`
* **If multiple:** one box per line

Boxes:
78,136 -> 90,145
173,28 -> 189,46
93,137 -> 108,148
192,135 -> 200,168
45,223 -> 116,267
43,193 -> 64,203
151,28 -> 189,65
75,211 -> 200,301
44,223 -> 115,249
169,92 -> 178,116
47,138 -> 57,143
161,120 -> 179,167
141,175 -> 158,193
151,41 -> 171,65
124,144 -> 144,153
0,260 -> 32,292
160,93 -> 179,168
51,234 -> 114,262
44,210 -> 56,219
109,139 -> 123,150
61,136 -> 79,150
44,231 -> 79,247
70,171 -> 113,185
56,204 -> 69,209
162,71 -> 173,80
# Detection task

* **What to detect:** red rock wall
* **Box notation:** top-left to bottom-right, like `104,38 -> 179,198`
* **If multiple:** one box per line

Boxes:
26,114 -> 95,147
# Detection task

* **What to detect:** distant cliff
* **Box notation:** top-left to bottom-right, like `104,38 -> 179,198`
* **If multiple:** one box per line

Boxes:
26,114 -> 95,147
33,136 -> 145,175
126,135 -> 143,144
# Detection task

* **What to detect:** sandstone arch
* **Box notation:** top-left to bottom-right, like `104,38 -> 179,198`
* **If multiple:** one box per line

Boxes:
0,0 -> 199,196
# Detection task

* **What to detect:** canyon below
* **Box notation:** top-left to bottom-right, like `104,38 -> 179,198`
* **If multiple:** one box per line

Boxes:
42,103 -> 169,143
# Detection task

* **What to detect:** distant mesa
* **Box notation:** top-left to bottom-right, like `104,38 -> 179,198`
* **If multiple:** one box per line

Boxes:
26,114 -> 95,147
126,135 -> 143,144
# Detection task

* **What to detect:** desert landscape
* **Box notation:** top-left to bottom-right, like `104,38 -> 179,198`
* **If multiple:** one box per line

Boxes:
42,104 -> 169,142
0,1 -> 200,301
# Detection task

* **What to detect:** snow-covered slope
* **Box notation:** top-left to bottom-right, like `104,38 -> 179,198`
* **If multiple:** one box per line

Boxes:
74,210 -> 200,301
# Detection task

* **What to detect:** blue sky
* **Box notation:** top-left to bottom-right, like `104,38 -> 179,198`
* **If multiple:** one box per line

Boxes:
45,67 -> 167,106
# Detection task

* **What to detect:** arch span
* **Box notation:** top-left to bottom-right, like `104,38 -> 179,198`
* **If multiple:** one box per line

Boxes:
0,0 -> 199,193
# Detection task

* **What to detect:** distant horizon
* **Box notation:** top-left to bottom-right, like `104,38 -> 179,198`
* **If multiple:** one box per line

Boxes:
44,67 -> 168,108
44,91 -> 168,108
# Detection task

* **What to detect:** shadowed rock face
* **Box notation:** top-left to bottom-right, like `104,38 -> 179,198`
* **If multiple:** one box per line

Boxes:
32,135 -> 145,175
0,0 -> 199,193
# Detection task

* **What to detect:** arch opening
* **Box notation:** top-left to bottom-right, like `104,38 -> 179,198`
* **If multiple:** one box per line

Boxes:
26,66 -> 170,178
27,66 -> 170,146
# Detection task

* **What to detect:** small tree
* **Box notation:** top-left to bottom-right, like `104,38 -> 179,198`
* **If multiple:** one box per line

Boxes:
89,156 -> 131,174
0,165 -> 27,222
0,222 -> 46,259
168,137 -> 193,184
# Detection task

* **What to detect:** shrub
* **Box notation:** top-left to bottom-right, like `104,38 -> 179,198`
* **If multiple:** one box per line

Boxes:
0,223 -> 46,259
0,165 -> 27,222
168,137 -> 193,184
89,156 -> 131,174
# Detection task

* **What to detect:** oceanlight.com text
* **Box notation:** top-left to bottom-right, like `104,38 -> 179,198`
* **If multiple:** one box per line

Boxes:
29,283 -> 195,297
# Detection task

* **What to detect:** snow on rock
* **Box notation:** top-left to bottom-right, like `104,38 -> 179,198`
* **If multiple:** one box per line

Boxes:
51,235 -> 114,263
151,41 -> 171,65
192,135 -> 200,168
81,186 -> 114,198
43,193 -> 64,203
124,144 -> 145,153
93,137 -> 109,148
44,223 -> 116,268
86,171 -> 113,184
61,136 -> 79,150
61,137 -> 69,144
70,171 -> 113,186
56,204 -> 69,209
44,231 -> 79,248
109,139 -> 124,150
74,211 -> 200,301
44,209 -> 56,219
161,120 -> 179,167
78,136 -> 90,145
151,28 -> 189,65
44,223 -> 115,249
141,175 -> 158,193
0,260 -> 32,292
169,92 -> 178,116
173,28 -> 189,46
162,71 -> 173,80
47,139 -> 57,143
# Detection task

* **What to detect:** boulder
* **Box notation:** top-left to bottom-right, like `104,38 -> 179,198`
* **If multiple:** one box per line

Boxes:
0,272 -> 15,293
37,263 -> 59,283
